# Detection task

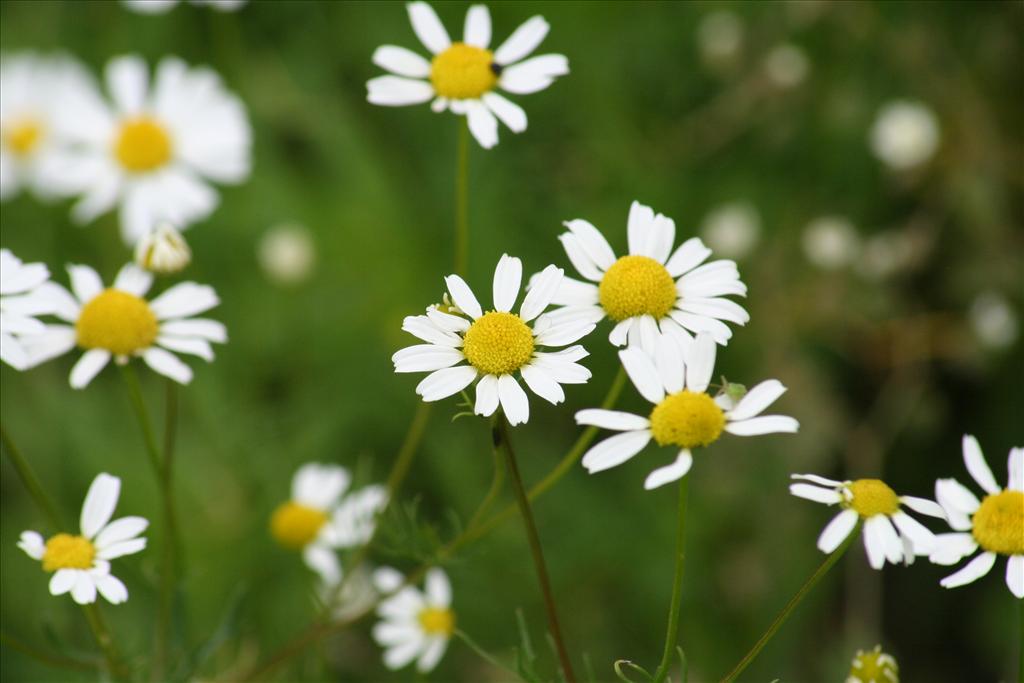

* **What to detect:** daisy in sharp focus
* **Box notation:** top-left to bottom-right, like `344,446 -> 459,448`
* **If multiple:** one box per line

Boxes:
20,262 -> 226,387
789,473 -> 945,569
542,201 -> 748,357
372,567 -> 454,673
392,254 -> 594,426
18,473 -> 147,605
1,53 -> 94,201
930,435 -> 1023,598
270,463 -> 387,585
368,2 -> 568,149
1,249 -> 54,370
49,54 -> 251,245
577,332 -> 797,490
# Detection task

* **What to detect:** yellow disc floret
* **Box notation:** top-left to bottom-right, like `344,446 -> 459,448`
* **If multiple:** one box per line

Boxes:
649,390 -> 725,449
598,255 -> 677,322
430,43 -> 498,99
114,117 -> 172,173
3,118 -> 43,157
418,606 -> 455,636
269,501 -> 328,549
76,289 -> 159,356
848,645 -> 899,683
42,533 -> 96,572
846,479 -> 900,518
462,311 -> 535,376
971,490 -> 1023,556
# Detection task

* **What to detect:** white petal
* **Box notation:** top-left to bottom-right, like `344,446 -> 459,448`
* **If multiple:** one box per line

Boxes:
498,375 -> 530,426
373,567 -> 405,594
790,483 -> 842,505
303,545 -> 341,585
417,636 -> 449,673
533,317 -> 594,347
392,344 -> 464,373
676,298 -> 749,326
520,364 -> 564,405
50,569 -> 79,596
1009,447 -> 1024,492
499,54 -> 568,94
644,450 -> 693,490
575,409 -> 649,432
581,430 -> 651,473
465,99 -> 499,149
817,509 -> 858,553
416,365 -> 478,402
425,568 -> 451,606
631,314 -> 660,358
81,473 -> 121,540
427,307 -> 470,332
647,213 -> 676,265
626,201 -> 655,258
112,264 -> 153,297
941,551 -> 997,589
608,318 -> 632,347
463,4 -> 491,48
684,332 -> 716,393
530,348 -> 591,384
665,237 -> 711,277
407,1 -> 451,54
372,45 -> 432,78
482,92 -> 527,133
94,574 -> 129,604
547,277 -> 600,307
157,336 -> 214,362
67,264 -> 103,304
143,347 -> 193,384
618,347 -> 665,404
929,532 -> 978,565
863,516 -> 888,569
94,516 -> 149,550
935,478 -> 981,524
493,15 -> 549,64
891,511 -> 935,555
402,315 -> 461,347
668,310 -> 733,345
562,219 -> 616,270
492,253 -> 522,313
373,619 -> 419,646
790,473 -> 844,487
326,485 -> 387,547
17,531 -> 45,560
520,265 -> 562,321
71,573 -> 98,604
727,379 -> 787,421
69,349 -> 111,389
1006,555 -> 1023,599
962,435 -> 999,495
97,537 -> 147,560
899,496 -> 946,519
444,274 -> 482,319
725,415 -> 799,436
383,636 -> 424,670
293,463 -> 350,509
366,75 -> 434,106
149,282 -> 219,320
653,334 -> 684,393
875,515 -> 905,565
106,55 -> 148,115
474,373 -> 499,416
20,325 -> 77,367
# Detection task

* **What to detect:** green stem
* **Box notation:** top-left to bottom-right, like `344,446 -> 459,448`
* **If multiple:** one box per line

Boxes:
0,630 -> 98,672
494,414 -> 577,683
0,422 -> 62,529
152,378 -> 181,682
82,604 -> 129,681
465,437 -> 505,532
652,475 -> 690,683
454,629 -> 520,678
119,364 -> 161,477
455,117 -> 469,276
718,528 -> 859,683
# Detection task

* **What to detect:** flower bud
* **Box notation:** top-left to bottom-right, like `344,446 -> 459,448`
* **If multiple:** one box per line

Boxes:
134,223 -> 191,275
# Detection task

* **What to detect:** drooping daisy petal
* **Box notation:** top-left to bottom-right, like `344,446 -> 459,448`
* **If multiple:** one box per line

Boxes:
643,450 -> 693,490
817,509 -> 858,553
474,373 -> 499,416
143,347 -> 193,384
940,551 -> 997,589
498,374 -> 530,426
581,430 -> 651,473
482,92 -> 527,133
70,349 -> 111,389
890,511 -> 935,555
1009,447 -> 1024,491
1006,555 -> 1024,599
50,569 -> 79,596
521,364 -> 564,405
465,99 -> 499,149
94,574 -> 128,604
417,637 -> 449,673
416,365 -> 477,402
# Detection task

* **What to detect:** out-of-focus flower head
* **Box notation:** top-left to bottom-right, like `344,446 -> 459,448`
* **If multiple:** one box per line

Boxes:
700,202 -> 761,260
802,216 -> 860,271
764,44 -> 810,89
258,223 -> 316,286
846,645 -> 899,683
969,291 -> 1018,350
869,100 -> 940,171
122,0 -> 246,13
697,11 -> 743,68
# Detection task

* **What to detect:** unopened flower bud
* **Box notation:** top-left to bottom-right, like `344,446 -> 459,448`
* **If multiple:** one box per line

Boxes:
134,223 -> 191,275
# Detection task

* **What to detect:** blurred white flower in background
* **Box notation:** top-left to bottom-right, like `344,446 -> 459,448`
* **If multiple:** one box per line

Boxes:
0,53 -> 94,201
317,565 -> 378,623
856,230 -> 915,281
51,54 -> 251,245
372,567 -> 454,672
700,202 -> 760,260
802,215 -> 860,270
870,100 -> 940,170
969,291 -> 1019,350
258,223 -> 316,286
0,249 -> 55,369
135,222 -> 192,275
697,11 -> 744,67
764,44 -> 810,89
122,0 -> 246,13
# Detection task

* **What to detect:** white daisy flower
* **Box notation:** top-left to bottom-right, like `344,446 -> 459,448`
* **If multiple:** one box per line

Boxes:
789,473 -> 945,569
122,0 -> 246,13
367,2 -> 569,149
392,254 -> 594,426
51,54 -> 251,245
134,222 -> 192,275
930,435 -> 1023,598
21,262 -> 226,388
270,463 -> 387,585
577,333 -> 797,490
372,566 -> 454,673
0,249 -> 56,370
543,201 -> 749,357
869,100 -> 940,171
17,473 -> 148,605
1,53 -> 94,201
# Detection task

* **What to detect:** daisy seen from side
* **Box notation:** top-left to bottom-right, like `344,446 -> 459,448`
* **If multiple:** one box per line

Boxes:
577,332 -> 797,490
368,2 -> 568,149
18,473 -> 147,605
372,566 -> 454,673
392,254 -> 594,426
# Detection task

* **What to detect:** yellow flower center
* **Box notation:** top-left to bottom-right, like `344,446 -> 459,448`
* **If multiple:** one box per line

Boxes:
418,606 -> 455,636
598,255 -> 677,322
3,118 -> 43,157
42,533 -> 96,572
848,646 -> 899,683
76,289 -> 159,356
846,479 -> 900,518
430,43 -> 498,99
971,490 -> 1023,556
114,117 -> 172,173
269,501 -> 328,549
649,390 -> 725,449
461,311 -> 535,376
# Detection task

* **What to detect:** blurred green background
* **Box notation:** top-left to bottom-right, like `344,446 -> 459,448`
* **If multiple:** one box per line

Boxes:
2,1 -> 1022,681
